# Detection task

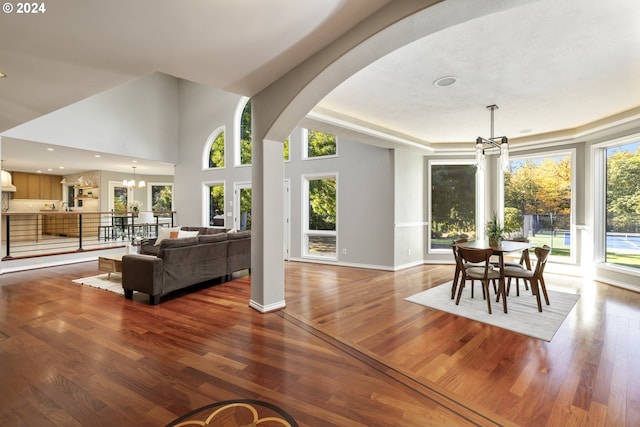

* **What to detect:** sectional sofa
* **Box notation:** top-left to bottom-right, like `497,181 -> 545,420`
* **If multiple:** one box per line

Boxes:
122,227 -> 251,304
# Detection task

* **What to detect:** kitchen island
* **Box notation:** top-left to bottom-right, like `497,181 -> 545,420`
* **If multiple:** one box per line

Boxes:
2,210 -> 104,242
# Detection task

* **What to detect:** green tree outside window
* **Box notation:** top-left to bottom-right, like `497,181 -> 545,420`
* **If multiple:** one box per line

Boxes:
209,132 -> 224,168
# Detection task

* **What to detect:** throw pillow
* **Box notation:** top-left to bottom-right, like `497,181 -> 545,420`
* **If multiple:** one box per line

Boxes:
177,230 -> 200,239
154,226 -> 182,246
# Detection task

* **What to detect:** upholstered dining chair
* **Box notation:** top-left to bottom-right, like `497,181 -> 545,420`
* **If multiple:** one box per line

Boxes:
503,245 -> 551,312
501,247 -> 532,296
455,246 -> 501,314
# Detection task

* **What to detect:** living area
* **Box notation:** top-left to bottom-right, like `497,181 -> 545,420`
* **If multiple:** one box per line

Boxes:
1,1 -> 639,425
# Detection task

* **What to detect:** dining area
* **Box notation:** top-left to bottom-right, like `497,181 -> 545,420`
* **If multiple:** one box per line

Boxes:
451,238 -> 551,315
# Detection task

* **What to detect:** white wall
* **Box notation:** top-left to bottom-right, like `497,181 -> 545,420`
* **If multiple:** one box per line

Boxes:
175,80 -> 249,227
394,149 -> 426,268
2,72 -> 180,164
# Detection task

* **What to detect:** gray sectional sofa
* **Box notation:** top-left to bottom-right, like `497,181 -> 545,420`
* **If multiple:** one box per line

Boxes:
122,227 -> 250,305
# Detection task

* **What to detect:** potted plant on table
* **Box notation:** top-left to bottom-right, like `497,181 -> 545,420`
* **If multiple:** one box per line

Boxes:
485,212 -> 504,246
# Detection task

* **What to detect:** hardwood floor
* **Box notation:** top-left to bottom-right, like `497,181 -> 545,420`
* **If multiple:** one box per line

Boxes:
0,261 -> 638,426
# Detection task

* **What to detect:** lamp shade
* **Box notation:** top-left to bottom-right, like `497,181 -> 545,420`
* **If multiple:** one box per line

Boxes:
137,211 -> 155,224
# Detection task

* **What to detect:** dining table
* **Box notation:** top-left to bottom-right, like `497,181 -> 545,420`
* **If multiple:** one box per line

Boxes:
457,240 -> 531,313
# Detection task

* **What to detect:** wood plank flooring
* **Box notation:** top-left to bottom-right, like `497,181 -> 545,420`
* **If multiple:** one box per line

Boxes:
0,261 -> 638,426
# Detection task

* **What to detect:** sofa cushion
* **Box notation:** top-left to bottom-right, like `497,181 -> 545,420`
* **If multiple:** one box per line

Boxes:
154,226 -> 182,245
198,233 -> 228,244
227,230 -> 251,240
157,236 -> 199,258
178,230 -> 200,239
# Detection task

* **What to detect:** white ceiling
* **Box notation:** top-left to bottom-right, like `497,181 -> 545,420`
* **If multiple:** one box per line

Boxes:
1,0 -> 639,175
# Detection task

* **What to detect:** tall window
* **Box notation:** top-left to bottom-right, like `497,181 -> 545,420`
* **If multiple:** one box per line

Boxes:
240,99 -> 252,165
209,183 -> 225,227
111,184 -> 128,214
303,174 -> 337,259
208,130 -> 225,168
305,129 -> 337,158
605,141 -> 640,268
231,183 -> 252,231
284,137 -> 290,161
430,163 -> 477,249
149,183 -> 173,219
504,153 -> 572,257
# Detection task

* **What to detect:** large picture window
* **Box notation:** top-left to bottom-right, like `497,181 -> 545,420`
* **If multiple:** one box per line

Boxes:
303,174 -> 337,259
504,152 -> 572,258
430,163 -> 477,249
605,141 -> 640,268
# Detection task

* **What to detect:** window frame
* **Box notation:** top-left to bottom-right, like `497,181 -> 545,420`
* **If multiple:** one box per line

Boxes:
302,172 -> 338,261
427,159 -> 480,254
302,128 -> 339,160
505,148 -> 576,264
204,126 -> 225,170
593,133 -> 640,276
234,97 -> 251,167
203,180 -> 226,228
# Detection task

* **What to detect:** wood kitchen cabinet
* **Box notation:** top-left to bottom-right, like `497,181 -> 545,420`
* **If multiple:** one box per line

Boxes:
12,172 -> 62,200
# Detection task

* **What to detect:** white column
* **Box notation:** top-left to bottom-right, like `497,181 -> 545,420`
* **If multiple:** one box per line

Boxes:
249,134 -> 285,312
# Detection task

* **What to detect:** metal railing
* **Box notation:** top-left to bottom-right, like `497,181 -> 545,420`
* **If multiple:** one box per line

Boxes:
1,210 -> 175,259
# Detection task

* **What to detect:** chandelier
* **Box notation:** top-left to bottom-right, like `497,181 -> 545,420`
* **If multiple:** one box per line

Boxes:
123,166 -> 145,189
475,105 -> 509,171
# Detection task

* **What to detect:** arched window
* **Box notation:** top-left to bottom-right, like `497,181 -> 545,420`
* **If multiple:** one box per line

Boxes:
238,99 -> 252,165
235,98 -> 290,164
204,126 -> 225,169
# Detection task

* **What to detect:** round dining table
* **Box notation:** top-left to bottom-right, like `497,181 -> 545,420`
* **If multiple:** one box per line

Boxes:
457,240 -> 531,313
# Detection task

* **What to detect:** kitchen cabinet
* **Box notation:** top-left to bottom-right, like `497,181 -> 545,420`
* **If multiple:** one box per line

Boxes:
12,172 -> 62,200
41,213 -> 99,237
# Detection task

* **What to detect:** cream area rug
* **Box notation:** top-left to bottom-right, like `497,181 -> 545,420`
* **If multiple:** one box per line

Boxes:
405,281 -> 579,341
72,274 -> 124,295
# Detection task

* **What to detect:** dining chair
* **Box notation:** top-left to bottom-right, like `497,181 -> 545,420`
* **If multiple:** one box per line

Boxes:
502,248 -> 532,296
503,245 -> 551,312
450,238 -> 468,299
455,246 -> 501,314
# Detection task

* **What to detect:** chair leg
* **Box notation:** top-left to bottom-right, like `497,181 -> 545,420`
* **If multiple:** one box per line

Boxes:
539,276 -> 550,305
531,278 -> 543,312
451,268 -> 460,299
495,279 -> 508,313
483,280 -> 492,314
455,280 -> 465,305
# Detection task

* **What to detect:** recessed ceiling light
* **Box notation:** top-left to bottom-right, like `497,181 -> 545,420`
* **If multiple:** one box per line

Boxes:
47,148 -> 54,151
0,71 -> 6,78
37,170 -> 42,173
47,168 -> 52,172
59,166 -> 64,169
94,154 -> 101,158
433,76 -> 458,87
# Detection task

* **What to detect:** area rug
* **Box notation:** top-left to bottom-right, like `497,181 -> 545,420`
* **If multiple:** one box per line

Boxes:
166,399 -> 298,427
405,281 -> 580,341
72,274 -> 124,295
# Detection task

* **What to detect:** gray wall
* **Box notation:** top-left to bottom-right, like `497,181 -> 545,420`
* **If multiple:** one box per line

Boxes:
176,81 -> 398,268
